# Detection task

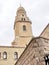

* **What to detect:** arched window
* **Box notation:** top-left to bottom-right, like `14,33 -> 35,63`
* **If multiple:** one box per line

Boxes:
23,25 -> 26,31
14,52 -> 18,60
0,52 -> 1,59
3,52 -> 7,59
21,18 -> 25,21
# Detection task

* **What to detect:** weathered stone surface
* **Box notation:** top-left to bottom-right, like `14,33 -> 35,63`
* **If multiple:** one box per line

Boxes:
0,46 -> 25,65
15,37 -> 49,65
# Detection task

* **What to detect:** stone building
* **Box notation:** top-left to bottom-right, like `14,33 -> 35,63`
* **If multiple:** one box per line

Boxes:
0,6 -> 33,65
15,23 -> 49,65
0,46 -> 24,65
12,6 -> 33,47
15,37 -> 49,65
0,5 -> 49,65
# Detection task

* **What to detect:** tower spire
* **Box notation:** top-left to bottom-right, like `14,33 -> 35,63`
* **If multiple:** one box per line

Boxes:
20,0 -> 21,7
12,5 -> 33,47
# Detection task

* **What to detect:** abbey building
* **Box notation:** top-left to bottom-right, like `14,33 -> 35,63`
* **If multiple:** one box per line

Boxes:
0,6 -> 49,65
0,6 -> 33,65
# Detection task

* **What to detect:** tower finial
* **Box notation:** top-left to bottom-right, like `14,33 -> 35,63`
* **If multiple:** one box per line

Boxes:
20,0 -> 21,7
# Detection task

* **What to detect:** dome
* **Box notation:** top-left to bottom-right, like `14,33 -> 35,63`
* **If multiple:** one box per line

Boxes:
17,6 -> 26,14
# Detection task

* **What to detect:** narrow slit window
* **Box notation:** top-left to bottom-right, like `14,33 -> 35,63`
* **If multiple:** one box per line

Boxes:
0,53 -> 1,59
23,25 -> 26,31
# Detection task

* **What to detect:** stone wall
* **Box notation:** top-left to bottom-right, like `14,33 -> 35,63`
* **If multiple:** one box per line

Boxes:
15,37 -> 49,65
0,46 -> 25,65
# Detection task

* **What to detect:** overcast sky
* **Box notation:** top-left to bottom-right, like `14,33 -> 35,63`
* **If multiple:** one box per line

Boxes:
0,0 -> 49,46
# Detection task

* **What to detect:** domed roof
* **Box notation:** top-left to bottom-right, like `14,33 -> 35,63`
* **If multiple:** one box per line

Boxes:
17,6 -> 26,14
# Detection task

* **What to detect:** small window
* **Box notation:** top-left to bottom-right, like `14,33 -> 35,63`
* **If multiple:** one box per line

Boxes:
14,52 -> 18,60
44,54 -> 49,65
23,25 -> 26,31
21,18 -> 25,21
3,52 -> 7,59
0,52 -> 1,59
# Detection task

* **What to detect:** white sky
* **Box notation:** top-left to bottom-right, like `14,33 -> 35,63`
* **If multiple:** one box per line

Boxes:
0,0 -> 49,46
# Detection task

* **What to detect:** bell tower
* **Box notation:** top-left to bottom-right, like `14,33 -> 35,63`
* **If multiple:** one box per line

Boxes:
12,6 -> 33,47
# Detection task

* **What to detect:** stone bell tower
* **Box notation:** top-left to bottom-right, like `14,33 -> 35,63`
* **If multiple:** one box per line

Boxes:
12,6 -> 33,47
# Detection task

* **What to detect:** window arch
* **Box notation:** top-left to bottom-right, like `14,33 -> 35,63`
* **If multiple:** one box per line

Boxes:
14,52 -> 18,60
0,52 -> 1,59
3,52 -> 7,59
21,18 -> 25,21
23,25 -> 26,31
